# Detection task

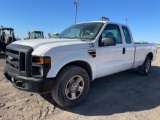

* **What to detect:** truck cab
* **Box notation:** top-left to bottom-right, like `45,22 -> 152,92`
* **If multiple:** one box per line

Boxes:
95,23 -> 135,77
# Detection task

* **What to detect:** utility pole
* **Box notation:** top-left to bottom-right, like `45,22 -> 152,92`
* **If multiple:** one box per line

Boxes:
125,18 -> 128,25
74,1 -> 79,24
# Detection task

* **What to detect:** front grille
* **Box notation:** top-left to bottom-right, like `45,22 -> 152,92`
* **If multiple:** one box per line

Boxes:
6,49 -> 21,70
5,44 -> 33,77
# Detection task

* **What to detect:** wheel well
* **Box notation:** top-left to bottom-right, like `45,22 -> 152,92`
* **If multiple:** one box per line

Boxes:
147,52 -> 153,60
58,61 -> 92,81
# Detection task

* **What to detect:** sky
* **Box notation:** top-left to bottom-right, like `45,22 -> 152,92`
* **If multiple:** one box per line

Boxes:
0,0 -> 160,43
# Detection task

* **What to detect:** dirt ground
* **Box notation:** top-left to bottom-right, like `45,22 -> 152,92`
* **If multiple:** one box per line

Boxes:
0,50 -> 160,120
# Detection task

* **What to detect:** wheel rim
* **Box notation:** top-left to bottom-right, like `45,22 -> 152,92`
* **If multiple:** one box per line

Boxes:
145,59 -> 151,73
65,75 -> 84,100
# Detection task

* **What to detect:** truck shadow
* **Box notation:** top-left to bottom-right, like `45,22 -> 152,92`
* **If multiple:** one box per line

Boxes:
42,66 -> 160,116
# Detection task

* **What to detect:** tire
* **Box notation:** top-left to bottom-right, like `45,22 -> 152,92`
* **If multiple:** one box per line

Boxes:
137,56 -> 151,76
51,65 -> 90,108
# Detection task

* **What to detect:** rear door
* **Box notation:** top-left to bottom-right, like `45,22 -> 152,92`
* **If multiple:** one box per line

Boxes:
121,26 -> 135,70
96,24 -> 126,78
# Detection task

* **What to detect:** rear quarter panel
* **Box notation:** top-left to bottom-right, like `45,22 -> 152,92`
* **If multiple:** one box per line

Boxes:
133,43 -> 157,68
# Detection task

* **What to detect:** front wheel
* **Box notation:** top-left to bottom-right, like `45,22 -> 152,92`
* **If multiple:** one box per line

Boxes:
137,56 -> 151,76
51,65 -> 90,108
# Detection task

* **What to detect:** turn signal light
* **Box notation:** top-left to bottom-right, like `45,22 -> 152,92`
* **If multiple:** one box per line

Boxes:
33,57 -> 51,64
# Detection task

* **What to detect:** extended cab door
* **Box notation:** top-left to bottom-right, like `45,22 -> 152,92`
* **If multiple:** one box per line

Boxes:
121,26 -> 135,70
96,24 -> 126,78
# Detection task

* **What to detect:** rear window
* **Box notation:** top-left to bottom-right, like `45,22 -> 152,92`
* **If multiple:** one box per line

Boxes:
122,26 -> 132,44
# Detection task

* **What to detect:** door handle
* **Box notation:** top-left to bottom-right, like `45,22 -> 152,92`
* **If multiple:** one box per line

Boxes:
123,48 -> 125,54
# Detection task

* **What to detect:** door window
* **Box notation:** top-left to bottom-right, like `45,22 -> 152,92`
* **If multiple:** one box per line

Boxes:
101,24 -> 122,44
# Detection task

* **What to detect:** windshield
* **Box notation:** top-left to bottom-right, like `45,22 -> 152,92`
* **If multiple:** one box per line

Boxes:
58,22 -> 104,40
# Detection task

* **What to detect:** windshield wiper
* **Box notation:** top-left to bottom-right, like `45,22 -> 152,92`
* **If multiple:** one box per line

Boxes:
80,38 -> 92,41
60,37 -> 75,39
60,37 -> 92,41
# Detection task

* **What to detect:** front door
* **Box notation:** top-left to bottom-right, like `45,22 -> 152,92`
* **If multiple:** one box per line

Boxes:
96,24 -> 125,78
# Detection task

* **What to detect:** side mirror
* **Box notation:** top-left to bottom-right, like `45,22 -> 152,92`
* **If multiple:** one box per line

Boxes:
101,37 -> 116,46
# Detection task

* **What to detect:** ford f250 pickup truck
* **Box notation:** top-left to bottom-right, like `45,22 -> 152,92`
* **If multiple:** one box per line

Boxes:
4,20 -> 157,108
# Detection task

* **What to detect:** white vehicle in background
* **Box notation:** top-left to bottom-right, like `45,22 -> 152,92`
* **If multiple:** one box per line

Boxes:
4,17 -> 157,108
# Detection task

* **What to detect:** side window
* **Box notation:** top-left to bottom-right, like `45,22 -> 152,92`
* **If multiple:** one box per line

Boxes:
122,26 -> 132,44
101,24 -> 122,44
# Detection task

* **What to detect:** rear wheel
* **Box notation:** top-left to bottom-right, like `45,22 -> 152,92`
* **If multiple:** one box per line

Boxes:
137,56 -> 151,76
51,65 -> 90,108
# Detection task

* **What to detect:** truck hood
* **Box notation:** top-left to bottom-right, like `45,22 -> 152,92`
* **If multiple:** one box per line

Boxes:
12,38 -> 88,49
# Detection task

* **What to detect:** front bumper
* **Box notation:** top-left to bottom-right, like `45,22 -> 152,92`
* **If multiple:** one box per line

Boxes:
4,66 -> 54,94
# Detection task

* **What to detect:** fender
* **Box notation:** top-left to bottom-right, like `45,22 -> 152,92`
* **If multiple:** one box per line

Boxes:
145,45 -> 157,61
47,53 -> 98,80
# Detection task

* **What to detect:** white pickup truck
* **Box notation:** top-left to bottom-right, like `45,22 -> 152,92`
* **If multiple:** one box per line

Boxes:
4,20 -> 157,108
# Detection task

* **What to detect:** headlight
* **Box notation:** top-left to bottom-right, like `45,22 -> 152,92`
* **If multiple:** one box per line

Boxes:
32,56 -> 51,77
